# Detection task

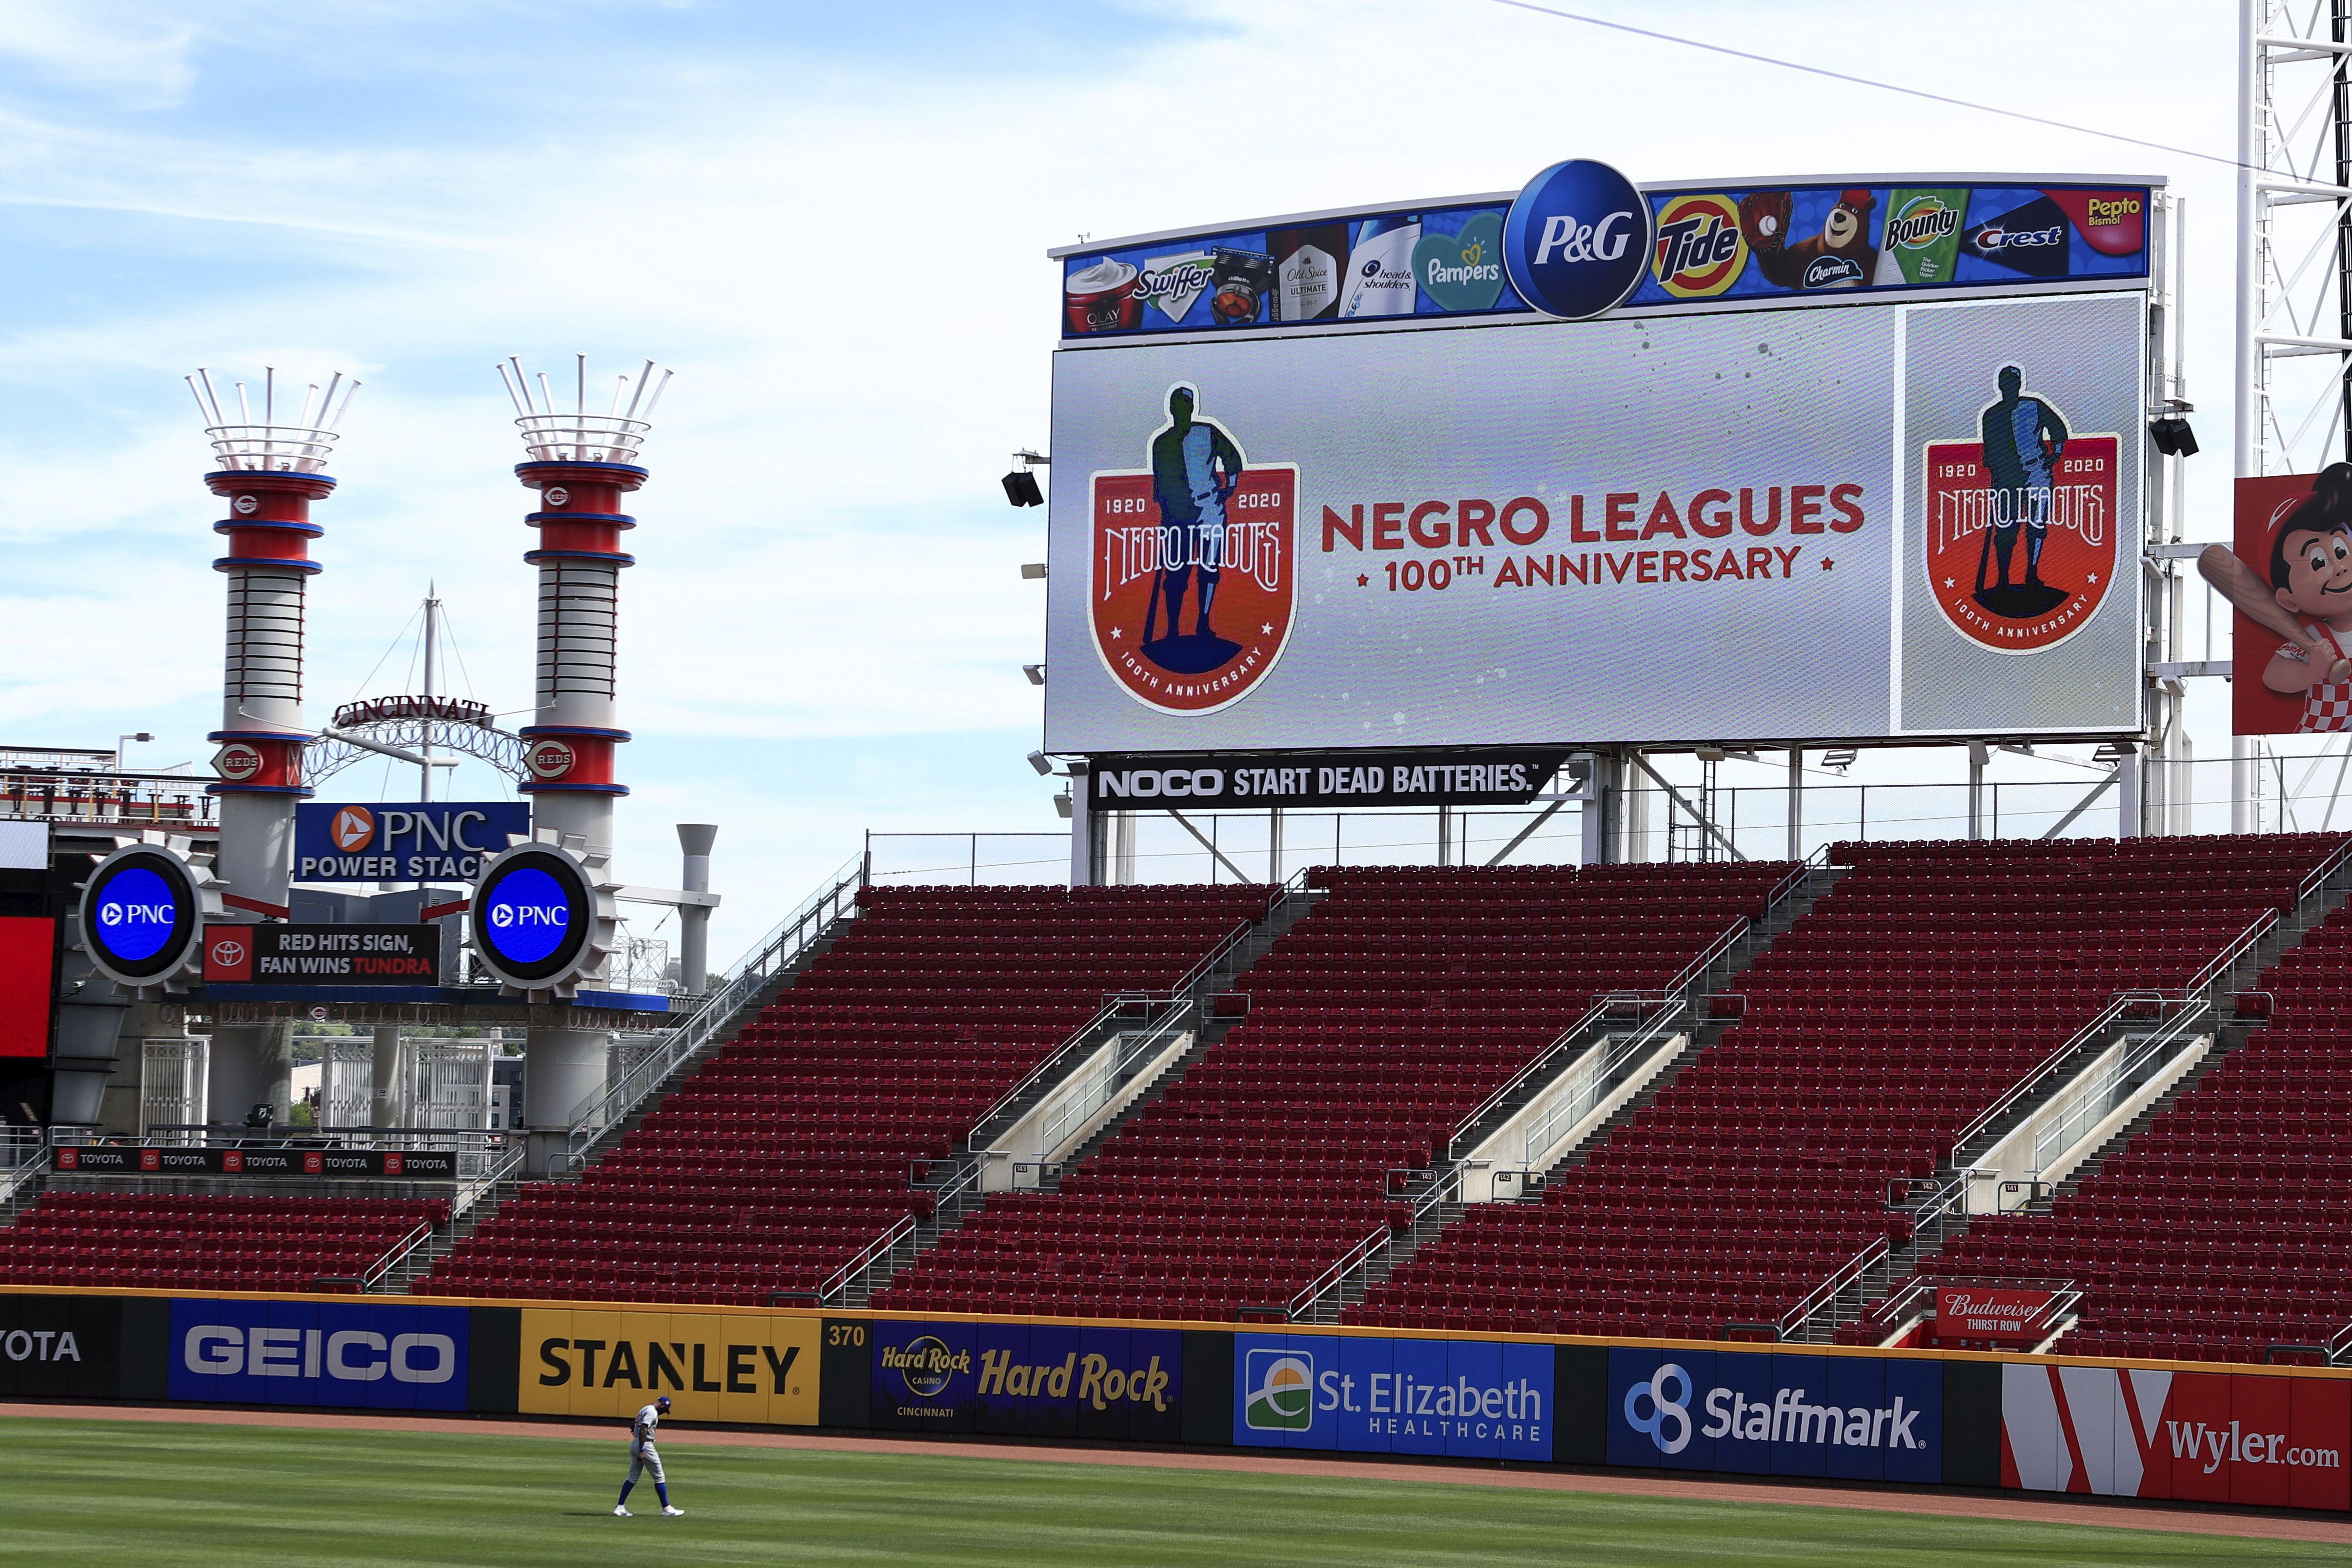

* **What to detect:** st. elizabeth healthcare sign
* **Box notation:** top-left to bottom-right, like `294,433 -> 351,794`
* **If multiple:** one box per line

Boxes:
1232,1332 -> 1553,1461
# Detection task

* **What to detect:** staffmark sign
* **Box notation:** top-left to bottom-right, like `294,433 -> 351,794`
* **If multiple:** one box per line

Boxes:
1605,1348 -> 1942,1483
1091,750 -> 1572,810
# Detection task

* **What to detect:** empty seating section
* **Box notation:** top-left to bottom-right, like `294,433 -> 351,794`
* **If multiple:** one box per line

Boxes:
0,1193 -> 444,1292
1351,835 -> 2344,1341
425,885 -> 1266,1304
1929,888 -> 2352,1363
874,863 -> 1789,1321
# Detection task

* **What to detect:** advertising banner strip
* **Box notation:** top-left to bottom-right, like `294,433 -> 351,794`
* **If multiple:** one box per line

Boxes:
519,1306 -> 819,1427
1057,180 -> 2151,340
1090,751 -> 1572,810
1233,1331 -> 1554,1461
1935,1287 -> 2061,1347
53,1145 -> 461,1180
202,923 -> 441,986
293,801 -> 529,885
167,1297 -> 474,1411
868,1317 -> 1183,1443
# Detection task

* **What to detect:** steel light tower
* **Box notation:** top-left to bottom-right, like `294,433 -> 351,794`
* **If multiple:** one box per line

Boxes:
187,367 -> 359,1122
498,355 -> 670,1131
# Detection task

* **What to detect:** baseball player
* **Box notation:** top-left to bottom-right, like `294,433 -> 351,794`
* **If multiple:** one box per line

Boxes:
614,1394 -> 684,1517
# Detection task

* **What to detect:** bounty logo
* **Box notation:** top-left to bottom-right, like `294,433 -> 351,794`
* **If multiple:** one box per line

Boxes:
1875,189 -> 1968,285
1244,1350 -> 1315,1431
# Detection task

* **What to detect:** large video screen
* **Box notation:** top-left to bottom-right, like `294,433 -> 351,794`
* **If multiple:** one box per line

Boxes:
1043,288 -> 2146,754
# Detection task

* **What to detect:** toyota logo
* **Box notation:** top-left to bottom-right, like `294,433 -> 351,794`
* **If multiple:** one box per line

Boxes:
209,937 -> 247,968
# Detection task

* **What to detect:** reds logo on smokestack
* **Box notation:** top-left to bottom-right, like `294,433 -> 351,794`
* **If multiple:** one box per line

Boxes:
526,738 -> 576,780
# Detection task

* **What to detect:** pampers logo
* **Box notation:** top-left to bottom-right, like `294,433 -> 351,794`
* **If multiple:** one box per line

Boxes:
1244,1350 -> 1315,1431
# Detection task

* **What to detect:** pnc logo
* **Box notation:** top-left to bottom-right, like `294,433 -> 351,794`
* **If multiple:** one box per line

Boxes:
526,739 -> 576,779
330,805 -> 376,852
488,902 -> 568,929
100,901 -> 172,927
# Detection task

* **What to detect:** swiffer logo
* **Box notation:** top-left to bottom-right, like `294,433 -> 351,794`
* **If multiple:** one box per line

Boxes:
1244,1350 -> 1315,1431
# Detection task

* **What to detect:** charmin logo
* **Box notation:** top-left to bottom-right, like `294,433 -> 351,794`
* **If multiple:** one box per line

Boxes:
1625,1363 -> 1693,1454
330,806 -> 376,852
525,738 -> 575,779
1649,193 -> 1747,299
1244,1350 -> 1315,1431
1801,253 -> 1865,288
882,1336 -> 971,1399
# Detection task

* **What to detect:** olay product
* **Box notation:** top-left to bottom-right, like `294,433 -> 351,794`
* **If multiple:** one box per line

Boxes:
1064,257 -> 1143,333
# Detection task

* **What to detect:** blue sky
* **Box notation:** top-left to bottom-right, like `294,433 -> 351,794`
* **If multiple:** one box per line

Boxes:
0,0 -> 2262,958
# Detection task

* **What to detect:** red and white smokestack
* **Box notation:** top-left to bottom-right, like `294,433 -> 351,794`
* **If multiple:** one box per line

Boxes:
498,354 -> 669,1131
187,367 -> 359,1122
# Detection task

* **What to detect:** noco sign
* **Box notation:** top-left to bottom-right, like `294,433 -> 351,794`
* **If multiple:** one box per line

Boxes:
78,842 -> 217,993
466,841 -> 613,997
1501,159 -> 1652,321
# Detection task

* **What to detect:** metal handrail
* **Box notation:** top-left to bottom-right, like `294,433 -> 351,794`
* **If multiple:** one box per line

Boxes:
2327,1319 -> 2352,1366
1779,1235 -> 1889,1340
1945,991 -> 2159,1163
1447,997 -> 1626,1157
1515,1005 -> 1687,1167
818,1212 -> 916,1304
453,1140 -> 527,1222
564,855 -> 863,1155
2028,1006 -> 2209,1173
2295,834 -> 2352,904
1664,917 -> 1750,999
2182,908 -> 2278,1003
360,1220 -> 436,1292
1034,1004 -> 1196,1158
1289,1162 -> 1466,1322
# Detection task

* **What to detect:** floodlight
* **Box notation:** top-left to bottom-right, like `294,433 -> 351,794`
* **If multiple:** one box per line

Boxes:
1020,563 -> 1048,580
1002,469 -> 1045,508
1022,664 -> 1046,686
2149,416 -> 2199,458
1822,748 -> 1857,773
1027,750 -> 1054,776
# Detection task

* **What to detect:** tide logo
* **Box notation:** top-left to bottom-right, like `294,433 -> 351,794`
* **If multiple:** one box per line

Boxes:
1243,1350 -> 1315,1431
330,806 -> 376,852
526,739 -> 575,779
1650,193 -> 1746,298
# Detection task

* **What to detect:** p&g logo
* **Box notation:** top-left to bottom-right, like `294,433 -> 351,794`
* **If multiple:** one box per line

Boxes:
1502,158 -> 1651,322
1625,1362 -> 1694,1454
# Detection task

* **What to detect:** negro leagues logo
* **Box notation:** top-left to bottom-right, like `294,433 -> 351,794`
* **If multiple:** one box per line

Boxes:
1089,384 -> 1297,716
1625,1363 -> 1925,1456
1923,366 -> 2120,654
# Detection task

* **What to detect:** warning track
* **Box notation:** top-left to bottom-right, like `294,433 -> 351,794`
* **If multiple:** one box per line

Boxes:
5,1400 -> 2350,1548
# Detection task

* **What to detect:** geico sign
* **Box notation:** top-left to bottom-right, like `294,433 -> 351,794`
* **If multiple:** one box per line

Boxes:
1096,769 -> 1224,801
182,1324 -> 455,1383
1626,1363 -> 1924,1454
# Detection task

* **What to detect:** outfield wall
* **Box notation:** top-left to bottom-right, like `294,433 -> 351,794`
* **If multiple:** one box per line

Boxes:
4,1288 -> 2344,1512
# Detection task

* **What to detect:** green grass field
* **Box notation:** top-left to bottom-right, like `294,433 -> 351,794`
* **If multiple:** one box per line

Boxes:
4,1416 -> 2348,1566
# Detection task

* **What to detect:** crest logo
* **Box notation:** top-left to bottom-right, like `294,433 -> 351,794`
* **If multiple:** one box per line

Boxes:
1089,386 -> 1295,716
1649,193 -> 1747,298
1924,364 -> 2120,653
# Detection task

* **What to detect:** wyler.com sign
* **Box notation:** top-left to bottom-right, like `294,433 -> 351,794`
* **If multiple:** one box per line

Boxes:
871,1319 -> 1181,1440
2003,1364 -> 2350,1509
1233,1332 -> 1553,1460
1606,1347 -> 1941,1482
294,802 -> 528,884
